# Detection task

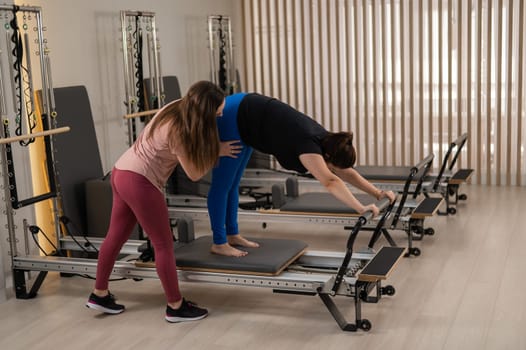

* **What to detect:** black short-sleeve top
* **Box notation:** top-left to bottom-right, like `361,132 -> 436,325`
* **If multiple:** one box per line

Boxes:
237,93 -> 328,173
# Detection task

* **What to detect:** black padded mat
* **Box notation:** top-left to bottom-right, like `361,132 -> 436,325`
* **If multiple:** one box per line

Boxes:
451,168 -> 474,182
173,236 -> 308,275
355,165 -> 425,181
37,86 -> 104,233
280,192 -> 376,214
358,246 -> 405,281
413,197 -> 443,216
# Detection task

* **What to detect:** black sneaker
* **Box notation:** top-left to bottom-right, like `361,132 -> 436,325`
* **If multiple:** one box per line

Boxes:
86,292 -> 125,314
165,298 -> 208,323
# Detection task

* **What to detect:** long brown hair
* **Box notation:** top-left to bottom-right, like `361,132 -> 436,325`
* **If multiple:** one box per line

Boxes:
146,81 -> 225,173
321,131 -> 356,168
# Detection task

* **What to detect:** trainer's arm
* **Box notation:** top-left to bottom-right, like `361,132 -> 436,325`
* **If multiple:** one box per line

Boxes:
177,153 -> 210,181
299,153 -> 379,216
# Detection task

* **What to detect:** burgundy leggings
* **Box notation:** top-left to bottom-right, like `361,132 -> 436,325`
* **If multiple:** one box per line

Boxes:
95,168 -> 181,303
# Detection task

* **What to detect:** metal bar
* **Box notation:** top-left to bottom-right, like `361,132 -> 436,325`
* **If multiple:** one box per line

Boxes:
353,0 -> 360,145
467,0 -> 473,172
476,0 -> 482,184
0,47 -> 7,117
428,0 -> 433,171
121,10 -> 156,17
400,0 -> 406,165
517,0 -> 525,185
408,0 -> 414,165
227,17 -> 235,92
448,0 -> 453,147
457,0 -> 463,154
0,5 -> 42,12
319,293 -> 358,331
486,0 -> 492,184
495,0 -> 502,184
505,0 -> 513,185
362,0 -> 369,163
391,0 -> 397,164
12,255 -> 361,295
438,0 -> 443,166
419,0 -> 424,162
208,16 -> 216,84
0,126 -> 69,145
371,0 -> 378,165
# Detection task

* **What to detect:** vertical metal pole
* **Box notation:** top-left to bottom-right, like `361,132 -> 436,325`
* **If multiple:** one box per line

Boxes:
151,16 -> 162,107
208,16 -> 217,85
227,17 -> 235,92
120,11 -> 134,146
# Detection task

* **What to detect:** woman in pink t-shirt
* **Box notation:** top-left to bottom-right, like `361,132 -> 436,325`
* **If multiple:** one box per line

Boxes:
86,81 -> 225,323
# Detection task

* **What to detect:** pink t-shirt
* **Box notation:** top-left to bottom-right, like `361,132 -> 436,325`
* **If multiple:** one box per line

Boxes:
115,111 -> 182,192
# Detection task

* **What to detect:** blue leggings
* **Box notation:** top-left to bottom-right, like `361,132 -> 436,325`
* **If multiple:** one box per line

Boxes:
207,95 -> 253,244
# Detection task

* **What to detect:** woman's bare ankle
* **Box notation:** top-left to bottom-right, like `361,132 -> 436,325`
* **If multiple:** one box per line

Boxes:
168,298 -> 183,310
228,235 -> 259,248
211,243 -> 248,257
93,289 -> 109,297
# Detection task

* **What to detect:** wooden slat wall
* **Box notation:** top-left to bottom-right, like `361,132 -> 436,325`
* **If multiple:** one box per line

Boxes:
241,0 -> 526,185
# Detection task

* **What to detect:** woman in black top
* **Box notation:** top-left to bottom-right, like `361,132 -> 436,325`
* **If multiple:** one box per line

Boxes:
209,92 -> 395,257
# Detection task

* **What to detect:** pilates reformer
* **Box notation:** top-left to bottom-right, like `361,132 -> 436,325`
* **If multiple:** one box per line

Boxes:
167,153 -> 442,257
12,198 -> 406,332
240,133 -> 473,216
1,117 -> 407,332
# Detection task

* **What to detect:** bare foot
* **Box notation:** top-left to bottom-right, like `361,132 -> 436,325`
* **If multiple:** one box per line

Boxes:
211,243 -> 248,257
228,235 -> 260,248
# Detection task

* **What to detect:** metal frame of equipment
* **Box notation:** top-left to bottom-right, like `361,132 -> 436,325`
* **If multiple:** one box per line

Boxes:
207,15 -> 238,94
167,154 -> 441,257
10,191 -> 405,332
120,10 -> 163,145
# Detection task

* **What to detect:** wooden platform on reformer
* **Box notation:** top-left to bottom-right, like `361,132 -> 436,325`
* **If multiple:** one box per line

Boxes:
449,168 -> 474,185
136,236 -> 308,276
358,246 -> 406,282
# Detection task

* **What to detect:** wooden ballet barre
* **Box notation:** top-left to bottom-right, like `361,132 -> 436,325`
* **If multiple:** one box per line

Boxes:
123,109 -> 159,119
0,126 -> 70,145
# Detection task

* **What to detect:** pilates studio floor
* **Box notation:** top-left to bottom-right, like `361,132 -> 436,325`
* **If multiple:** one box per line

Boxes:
0,183 -> 525,350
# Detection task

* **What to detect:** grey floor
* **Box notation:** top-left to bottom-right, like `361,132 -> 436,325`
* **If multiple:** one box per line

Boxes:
0,184 -> 525,350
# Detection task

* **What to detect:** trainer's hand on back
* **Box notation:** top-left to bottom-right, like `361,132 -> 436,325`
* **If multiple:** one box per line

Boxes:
219,140 -> 243,158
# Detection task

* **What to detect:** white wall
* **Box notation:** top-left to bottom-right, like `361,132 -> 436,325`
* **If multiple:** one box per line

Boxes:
27,0 -> 239,171
0,0 -> 240,302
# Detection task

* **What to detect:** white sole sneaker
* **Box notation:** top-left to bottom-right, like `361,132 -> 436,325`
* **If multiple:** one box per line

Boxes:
86,301 -> 124,314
